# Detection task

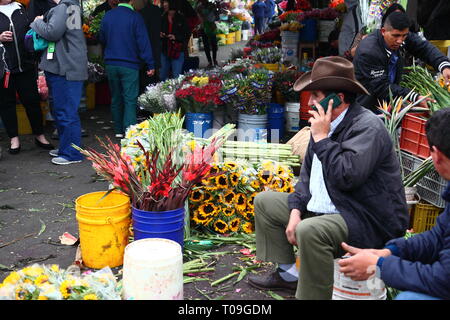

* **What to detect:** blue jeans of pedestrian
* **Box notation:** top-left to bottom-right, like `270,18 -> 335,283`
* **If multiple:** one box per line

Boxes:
254,16 -> 265,34
45,72 -> 83,161
395,291 -> 442,300
160,52 -> 185,81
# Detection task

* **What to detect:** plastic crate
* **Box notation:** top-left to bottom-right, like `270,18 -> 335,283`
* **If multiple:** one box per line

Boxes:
400,151 -> 448,208
411,202 -> 443,233
399,113 -> 430,159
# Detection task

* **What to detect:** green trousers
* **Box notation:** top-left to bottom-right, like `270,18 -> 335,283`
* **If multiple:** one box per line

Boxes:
105,65 -> 139,134
254,191 -> 348,300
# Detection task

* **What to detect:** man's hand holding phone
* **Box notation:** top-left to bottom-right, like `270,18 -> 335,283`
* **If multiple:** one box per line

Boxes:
308,95 -> 336,143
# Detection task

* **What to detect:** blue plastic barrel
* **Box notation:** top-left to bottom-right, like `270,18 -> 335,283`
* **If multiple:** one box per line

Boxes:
185,112 -> 213,138
132,206 -> 185,248
267,103 -> 285,143
299,19 -> 318,42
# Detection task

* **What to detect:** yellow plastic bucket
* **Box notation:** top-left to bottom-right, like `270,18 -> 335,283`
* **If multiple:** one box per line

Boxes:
226,32 -> 235,44
217,33 -> 226,45
86,83 -> 96,110
235,30 -> 242,42
76,191 -> 131,269
261,63 -> 280,72
17,103 -> 48,135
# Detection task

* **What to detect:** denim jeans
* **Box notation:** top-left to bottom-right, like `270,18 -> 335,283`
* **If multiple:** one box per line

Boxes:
395,291 -> 442,300
105,65 -> 139,134
160,52 -> 185,81
44,72 -> 83,161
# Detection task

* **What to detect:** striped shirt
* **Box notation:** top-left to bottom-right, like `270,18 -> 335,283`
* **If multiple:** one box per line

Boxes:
306,108 -> 348,214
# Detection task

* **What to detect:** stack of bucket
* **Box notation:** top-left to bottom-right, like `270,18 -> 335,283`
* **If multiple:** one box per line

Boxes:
299,19 -> 318,42
299,91 -> 312,130
185,112 -> 213,139
237,113 -> 268,142
267,103 -> 285,143
281,31 -> 299,63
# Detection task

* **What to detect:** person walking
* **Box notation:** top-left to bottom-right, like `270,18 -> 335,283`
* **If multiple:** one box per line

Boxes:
196,0 -> 218,68
0,0 -> 53,155
30,0 -> 87,165
252,0 -> 266,35
99,0 -> 155,138
160,0 -> 189,81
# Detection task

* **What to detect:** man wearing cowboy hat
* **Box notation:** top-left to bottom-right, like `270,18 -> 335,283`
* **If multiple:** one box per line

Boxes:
248,56 -> 409,300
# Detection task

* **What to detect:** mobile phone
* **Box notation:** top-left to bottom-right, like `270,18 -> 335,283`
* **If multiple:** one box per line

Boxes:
311,92 -> 342,112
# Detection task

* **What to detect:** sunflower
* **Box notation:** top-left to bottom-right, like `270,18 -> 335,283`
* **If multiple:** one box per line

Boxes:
213,219 -> 229,234
223,190 -> 236,205
250,179 -> 261,190
208,165 -> 220,176
229,218 -> 241,232
242,222 -> 254,234
222,207 -> 236,217
270,178 -> 280,190
198,203 -> 218,217
229,172 -> 240,186
284,184 -> 295,193
203,190 -> 213,202
192,210 -> 213,226
60,279 -> 76,299
259,170 -> 273,185
224,160 -> 238,171
235,193 -> 247,211
240,209 -> 253,220
247,192 -> 258,208
215,174 -> 229,189
189,189 -> 204,202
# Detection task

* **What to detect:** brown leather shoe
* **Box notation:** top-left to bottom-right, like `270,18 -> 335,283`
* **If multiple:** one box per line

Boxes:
248,270 -> 297,294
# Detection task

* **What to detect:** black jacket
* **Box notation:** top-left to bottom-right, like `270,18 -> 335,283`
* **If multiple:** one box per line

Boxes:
0,3 -> 35,74
353,29 -> 450,111
27,0 -> 56,21
139,3 -> 161,69
161,12 -> 189,57
288,103 -> 409,249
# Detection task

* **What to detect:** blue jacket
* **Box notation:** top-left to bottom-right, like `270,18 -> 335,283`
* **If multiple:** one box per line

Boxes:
264,0 -> 275,18
378,182 -> 450,299
99,5 -> 154,70
252,1 -> 266,18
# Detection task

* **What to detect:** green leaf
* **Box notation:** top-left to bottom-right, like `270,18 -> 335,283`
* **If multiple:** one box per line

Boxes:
267,290 -> 285,300
37,219 -> 46,236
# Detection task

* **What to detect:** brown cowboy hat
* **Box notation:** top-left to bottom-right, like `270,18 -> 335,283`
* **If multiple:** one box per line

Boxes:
293,56 -> 369,95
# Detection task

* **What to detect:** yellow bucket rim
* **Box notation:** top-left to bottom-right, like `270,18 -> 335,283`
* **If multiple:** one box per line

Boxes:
75,191 -> 130,211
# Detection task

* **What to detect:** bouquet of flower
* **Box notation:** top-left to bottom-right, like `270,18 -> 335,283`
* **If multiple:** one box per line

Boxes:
189,159 -> 295,235
297,7 -> 340,21
138,82 -> 166,114
251,47 -> 282,64
272,69 -> 304,102
279,10 -> 304,23
0,264 -> 120,300
82,11 -> 105,44
175,74 -> 224,113
82,0 -> 103,18
257,28 -> 281,42
296,0 -> 312,10
328,0 -> 346,12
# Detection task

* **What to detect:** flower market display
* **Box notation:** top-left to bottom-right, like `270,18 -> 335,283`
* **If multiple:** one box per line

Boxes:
189,159 -> 295,235
0,265 -> 121,300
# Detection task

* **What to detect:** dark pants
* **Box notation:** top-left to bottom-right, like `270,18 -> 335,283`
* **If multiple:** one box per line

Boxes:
201,32 -> 218,64
0,68 -> 44,138
254,16 -> 265,34
45,71 -> 83,161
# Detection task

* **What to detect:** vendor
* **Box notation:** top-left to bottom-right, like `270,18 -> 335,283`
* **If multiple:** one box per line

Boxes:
353,11 -> 450,113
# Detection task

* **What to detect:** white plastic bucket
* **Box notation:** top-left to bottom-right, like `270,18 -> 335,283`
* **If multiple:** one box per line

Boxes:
237,113 -> 268,142
122,238 -> 183,300
242,29 -> 249,41
332,259 -> 387,300
285,102 -> 300,132
318,20 -> 336,42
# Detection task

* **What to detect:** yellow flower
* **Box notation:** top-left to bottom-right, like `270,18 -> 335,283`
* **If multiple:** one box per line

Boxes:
189,189 -> 204,202
38,295 -> 49,300
187,140 -> 196,151
229,172 -> 240,187
242,222 -> 254,234
235,193 -> 247,211
250,179 -> 261,190
15,286 -> 27,300
83,294 -> 98,300
198,203 -> 218,217
260,160 -> 275,171
247,192 -> 257,208
34,275 -> 49,286
50,265 -> 59,272
223,160 -> 238,171
192,210 -> 213,226
22,266 -> 44,278
213,219 -> 229,234
60,279 -> 76,299
203,190 -> 213,202
215,174 -> 228,189
3,272 -> 21,285
137,120 -> 150,129
259,170 -> 273,185
223,190 -> 236,205
228,218 -> 241,233
208,165 -> 220,176
241,176 -> 249,184
222,207 -> 236,217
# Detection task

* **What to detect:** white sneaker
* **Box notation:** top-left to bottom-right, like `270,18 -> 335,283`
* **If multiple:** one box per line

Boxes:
49,149 -> 59,157
51,156 -> 82,165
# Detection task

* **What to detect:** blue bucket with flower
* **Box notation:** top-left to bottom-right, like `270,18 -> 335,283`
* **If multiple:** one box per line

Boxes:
267,103 -> 285,143
185,112 -> 213,139
132,206 -> 185,248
